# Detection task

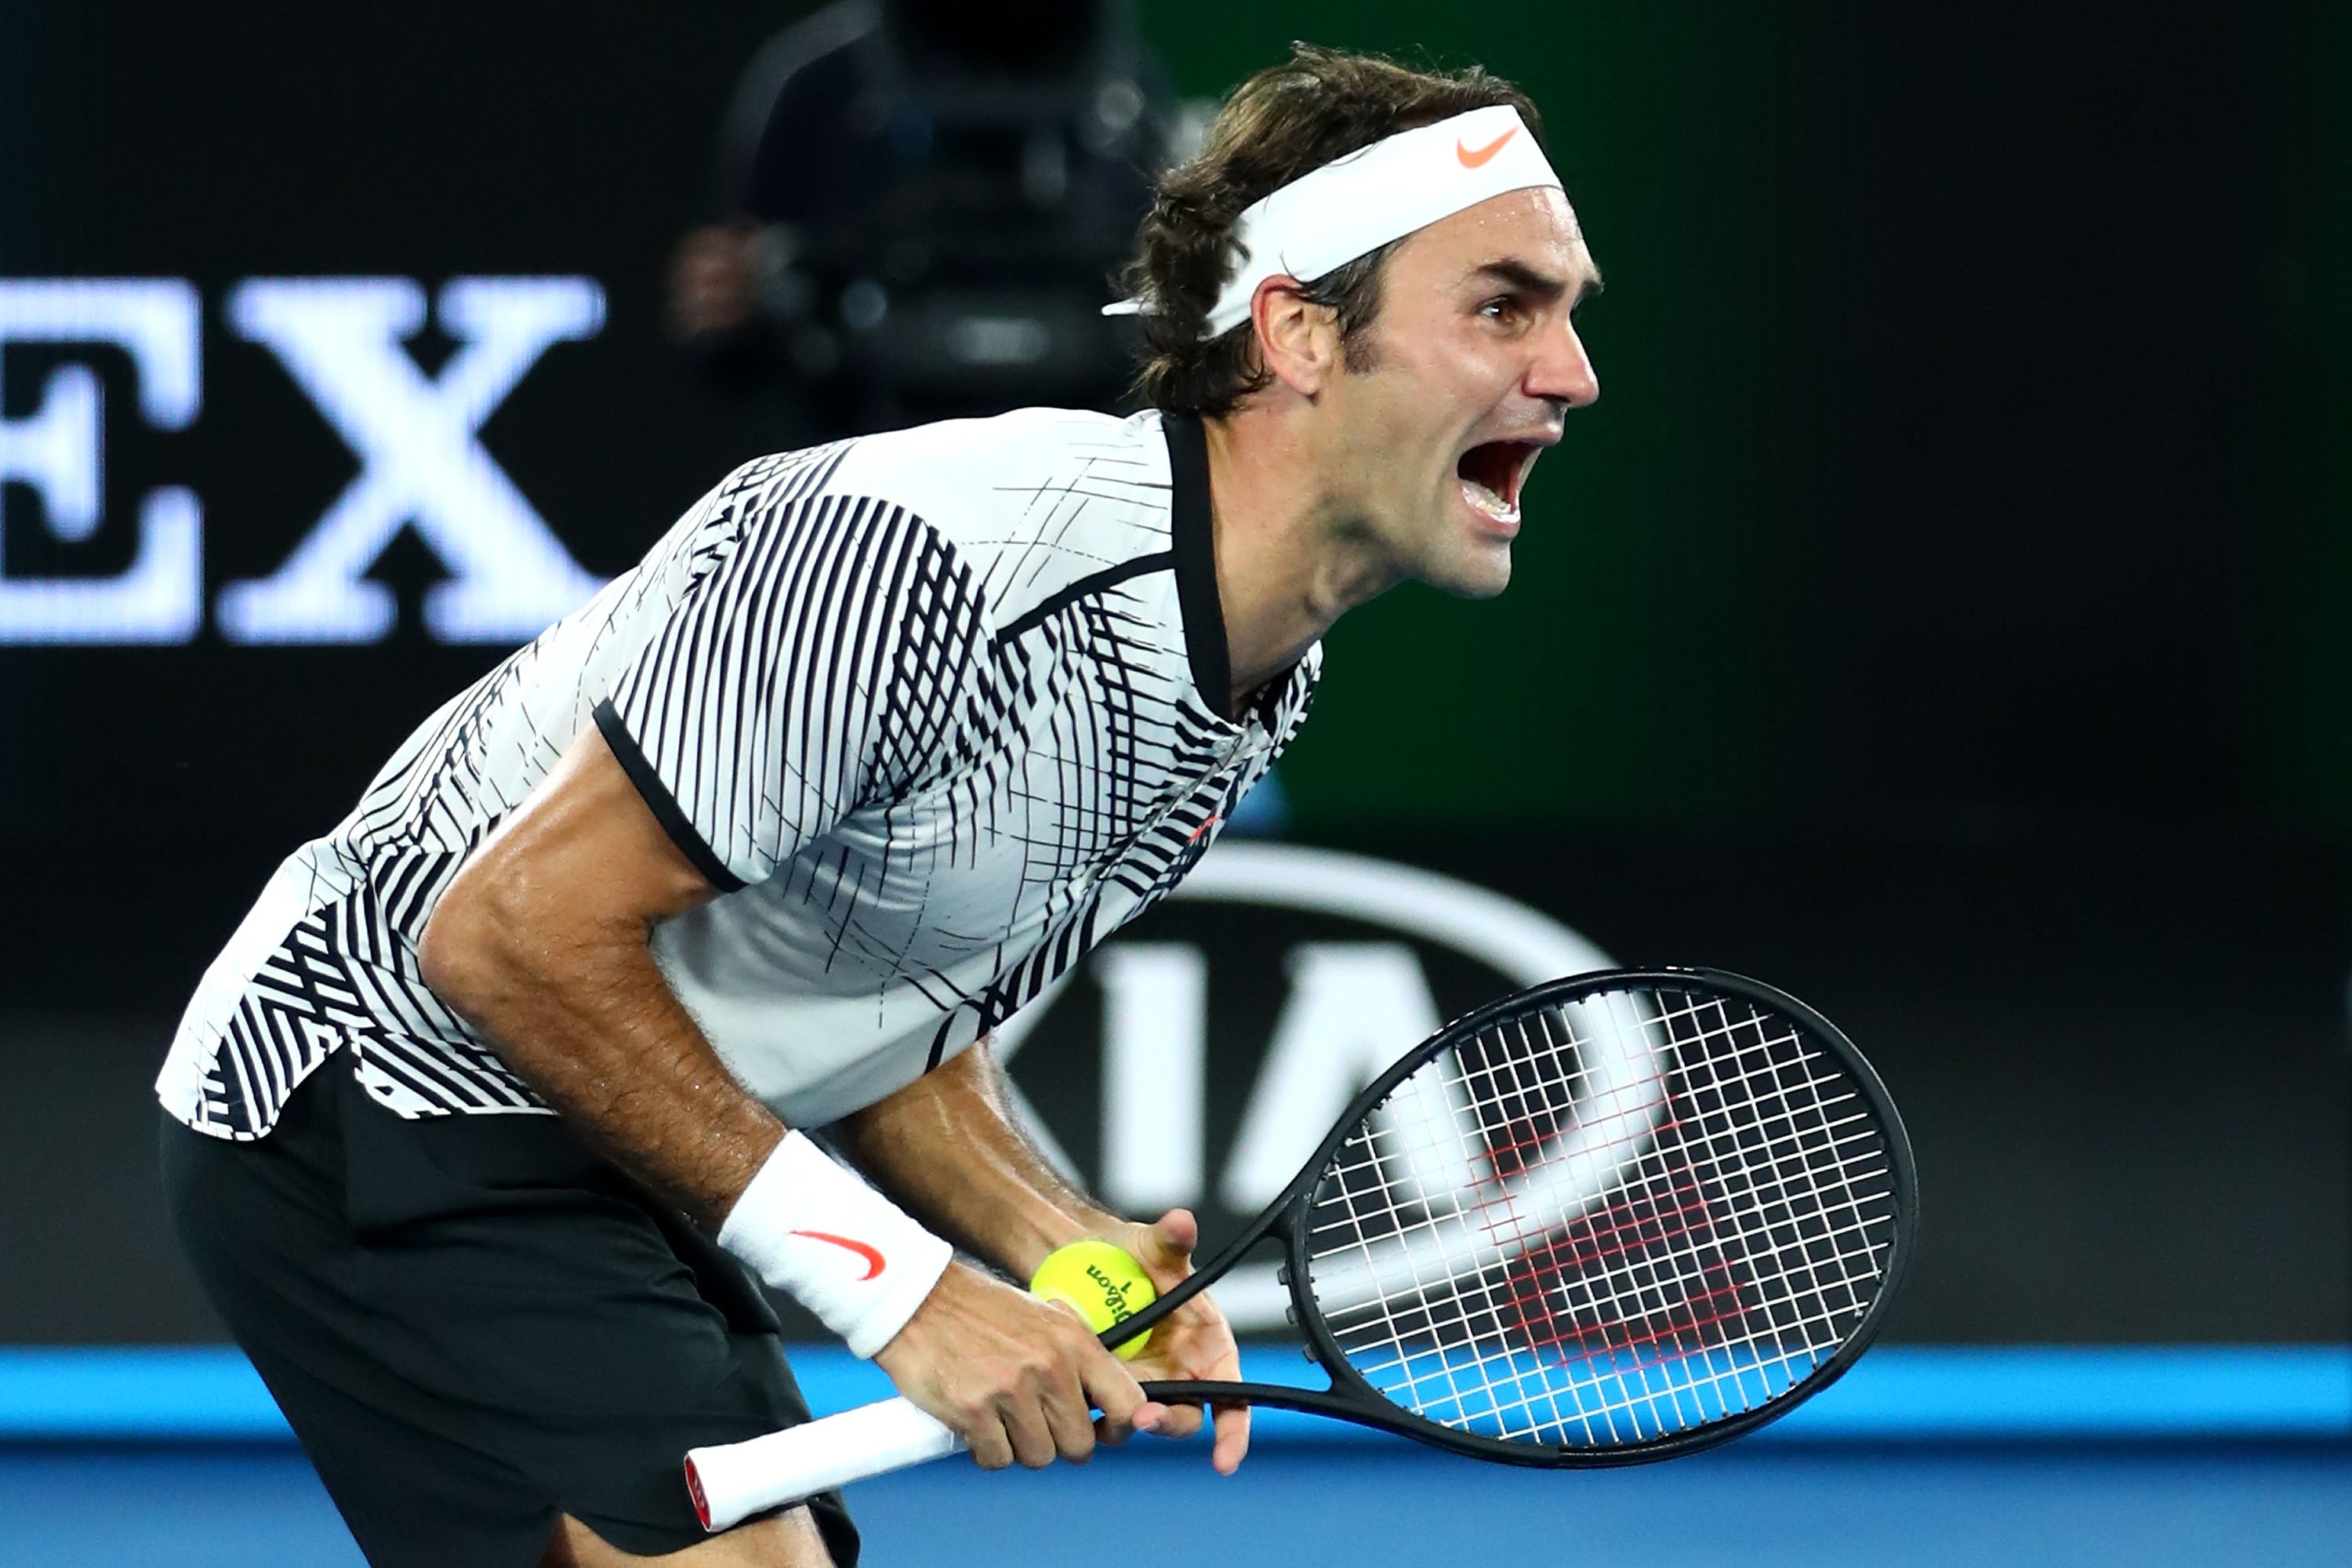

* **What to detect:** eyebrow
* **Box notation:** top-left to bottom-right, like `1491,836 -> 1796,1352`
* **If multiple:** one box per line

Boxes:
1472,258 -> 1606,307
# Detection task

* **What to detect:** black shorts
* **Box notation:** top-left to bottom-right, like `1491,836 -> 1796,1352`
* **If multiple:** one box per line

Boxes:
160,1051 -> 858,1568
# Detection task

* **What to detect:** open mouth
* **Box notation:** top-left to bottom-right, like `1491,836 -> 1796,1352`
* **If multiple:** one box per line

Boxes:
1456,441 -> 1539,525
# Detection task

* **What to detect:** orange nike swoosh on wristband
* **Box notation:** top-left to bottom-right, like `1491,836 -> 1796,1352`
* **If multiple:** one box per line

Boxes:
1457,127 -> 1519,168
790,1230 -> 886,1279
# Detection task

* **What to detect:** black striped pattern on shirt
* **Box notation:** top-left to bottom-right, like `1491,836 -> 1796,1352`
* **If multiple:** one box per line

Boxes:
182,444 -> 856,1139
604,494 -> 983,889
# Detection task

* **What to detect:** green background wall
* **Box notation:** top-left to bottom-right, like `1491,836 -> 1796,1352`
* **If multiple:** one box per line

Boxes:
2278,2 -> 2352,826
1144,3 -> 2336,838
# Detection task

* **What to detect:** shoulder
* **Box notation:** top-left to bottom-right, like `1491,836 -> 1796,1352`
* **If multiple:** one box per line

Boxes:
817,408 -> 1178,633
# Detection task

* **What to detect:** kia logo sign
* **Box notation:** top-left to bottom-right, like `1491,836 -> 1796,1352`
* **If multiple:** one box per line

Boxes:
995,842 -> 1611,1330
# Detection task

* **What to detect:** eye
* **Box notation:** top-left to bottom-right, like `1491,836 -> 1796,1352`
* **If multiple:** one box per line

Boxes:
1478,295 -> 1524,328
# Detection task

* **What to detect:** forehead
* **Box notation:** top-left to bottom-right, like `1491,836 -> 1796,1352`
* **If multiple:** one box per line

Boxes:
1388,187 -> 1596,289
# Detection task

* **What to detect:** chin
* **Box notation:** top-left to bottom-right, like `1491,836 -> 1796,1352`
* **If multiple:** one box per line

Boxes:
1431,542 -> 1513,600
1463,558 -> 1512,599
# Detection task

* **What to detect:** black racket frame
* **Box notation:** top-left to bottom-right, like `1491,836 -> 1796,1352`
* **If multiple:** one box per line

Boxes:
1098,965 -> 1920,1467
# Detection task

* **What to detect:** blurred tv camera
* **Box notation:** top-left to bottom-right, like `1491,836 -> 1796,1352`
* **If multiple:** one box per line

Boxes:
672,0 -> 1180,437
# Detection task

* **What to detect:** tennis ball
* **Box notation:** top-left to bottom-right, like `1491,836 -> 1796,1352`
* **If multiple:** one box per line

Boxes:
1029,1240 -> 1156,1361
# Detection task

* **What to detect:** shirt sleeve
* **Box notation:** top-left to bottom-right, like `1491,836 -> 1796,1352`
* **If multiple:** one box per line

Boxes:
594,490 -> 982,891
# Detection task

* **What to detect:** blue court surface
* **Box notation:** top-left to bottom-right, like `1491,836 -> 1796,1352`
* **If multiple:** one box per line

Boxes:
2,1347 -> 2347,1566
4,1439 -> 2350,1567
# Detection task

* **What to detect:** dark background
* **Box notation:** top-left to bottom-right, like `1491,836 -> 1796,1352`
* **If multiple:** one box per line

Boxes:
1,1 -> 2345,1346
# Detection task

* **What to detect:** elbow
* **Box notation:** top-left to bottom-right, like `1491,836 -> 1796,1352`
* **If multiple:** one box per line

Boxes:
417,866 -> 508,1023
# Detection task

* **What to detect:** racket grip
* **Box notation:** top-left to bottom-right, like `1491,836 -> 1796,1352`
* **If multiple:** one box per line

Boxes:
685,1396 -> 964,1533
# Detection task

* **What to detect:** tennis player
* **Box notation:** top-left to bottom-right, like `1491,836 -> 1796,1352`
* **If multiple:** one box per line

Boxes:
158,43 -> 1599,1568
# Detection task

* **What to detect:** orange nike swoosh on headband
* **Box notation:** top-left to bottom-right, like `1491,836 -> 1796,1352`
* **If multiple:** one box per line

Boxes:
791,1230 -> 886,1279
1457,127 -> 1519,168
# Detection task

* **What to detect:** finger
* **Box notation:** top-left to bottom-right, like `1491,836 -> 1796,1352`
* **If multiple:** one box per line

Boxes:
1154,1401 -> 1204,1440
1000,1397 -> 1058,1471
1210,1399 -> 1252,1474
962,1411 -> 1014,1472
1040,1370 -> 1098,1465
1142,1207 -> 1200,1270
1045,1403 -> 1098,1465
1131,1336 -> 1199,1437
1078,1351 -> 1149,1444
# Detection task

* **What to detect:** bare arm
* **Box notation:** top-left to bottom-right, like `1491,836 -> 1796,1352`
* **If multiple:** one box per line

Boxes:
830,1040 -> 1111,1280
837,1040 -> 1254,1472
416,724 -> 780,1225
417,724 -> 1162,1472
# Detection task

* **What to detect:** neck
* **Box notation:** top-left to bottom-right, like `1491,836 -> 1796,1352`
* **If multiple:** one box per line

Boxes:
1200,405 -> 1401,712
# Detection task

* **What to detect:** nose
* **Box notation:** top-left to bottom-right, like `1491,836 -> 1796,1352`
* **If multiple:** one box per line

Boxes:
1527,314 -> 1599,409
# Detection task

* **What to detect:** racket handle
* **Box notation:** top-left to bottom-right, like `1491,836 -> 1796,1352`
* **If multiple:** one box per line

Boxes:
685,1396 -> 964,1532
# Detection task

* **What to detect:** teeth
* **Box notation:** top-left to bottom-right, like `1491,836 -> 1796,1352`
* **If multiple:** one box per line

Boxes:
1460,475 -> 1519,523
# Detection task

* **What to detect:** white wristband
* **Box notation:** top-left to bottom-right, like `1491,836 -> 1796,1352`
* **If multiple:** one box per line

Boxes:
718,1131 -> 954,1359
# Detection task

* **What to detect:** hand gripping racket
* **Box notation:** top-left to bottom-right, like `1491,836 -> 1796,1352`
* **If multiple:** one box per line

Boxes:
686,967 -> 1918,1530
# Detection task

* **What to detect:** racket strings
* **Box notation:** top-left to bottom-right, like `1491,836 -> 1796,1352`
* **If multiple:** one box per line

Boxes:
1499,995 -> 1889,1432
1465,1000 -> 1878,1434
1301,987 -> 1900,1451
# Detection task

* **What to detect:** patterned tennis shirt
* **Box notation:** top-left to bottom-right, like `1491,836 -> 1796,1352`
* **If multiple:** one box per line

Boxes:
158,408 -> 1319,1138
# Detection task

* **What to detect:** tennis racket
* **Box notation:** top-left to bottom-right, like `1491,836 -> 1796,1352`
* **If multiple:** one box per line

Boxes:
687,966 -> 1917,1530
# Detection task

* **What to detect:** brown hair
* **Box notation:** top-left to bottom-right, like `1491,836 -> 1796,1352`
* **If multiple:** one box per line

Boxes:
1120,44 -> 1544,416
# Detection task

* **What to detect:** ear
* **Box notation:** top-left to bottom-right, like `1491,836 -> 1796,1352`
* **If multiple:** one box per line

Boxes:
1248,274 -> 1342,396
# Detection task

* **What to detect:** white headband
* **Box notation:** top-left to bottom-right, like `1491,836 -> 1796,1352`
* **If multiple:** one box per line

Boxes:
1107,104 -> 1563,340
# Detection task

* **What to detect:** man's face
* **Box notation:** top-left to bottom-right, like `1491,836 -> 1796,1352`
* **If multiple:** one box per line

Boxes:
1313,187 -> 1601,598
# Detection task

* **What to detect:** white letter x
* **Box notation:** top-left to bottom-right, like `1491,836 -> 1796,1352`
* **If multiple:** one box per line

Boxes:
218,276 -> 607,643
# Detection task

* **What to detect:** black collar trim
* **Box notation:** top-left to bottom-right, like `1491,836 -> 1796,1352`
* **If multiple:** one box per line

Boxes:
1163,411 -> 1232,720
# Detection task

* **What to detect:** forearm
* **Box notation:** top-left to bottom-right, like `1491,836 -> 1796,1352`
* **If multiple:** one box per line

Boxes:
416,724 -> 781,1229
832,1041 -> 1114,1279
423,895 -> 781,1227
